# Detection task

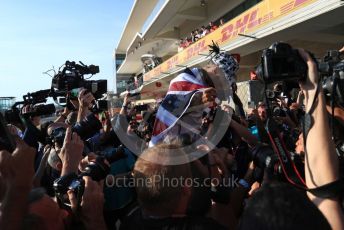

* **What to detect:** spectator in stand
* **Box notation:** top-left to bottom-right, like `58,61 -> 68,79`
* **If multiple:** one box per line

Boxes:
219,18 -> 226,27
201,25 -> 209,37
209,21 -> 218,32
190,30 -> 196,43
178,38 -> 185,52
194,29 -> 202,41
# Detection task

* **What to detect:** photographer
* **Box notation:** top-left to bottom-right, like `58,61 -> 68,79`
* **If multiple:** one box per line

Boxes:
246,104 -> 270,143
34,123 -> 82,195
67,176 -> 107,230
0,135 -> 106,230
21,105 -> 44,150
112,93 -> 147,153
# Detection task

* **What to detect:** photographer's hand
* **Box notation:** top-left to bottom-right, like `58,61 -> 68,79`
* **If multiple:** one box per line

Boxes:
297,49 -> 319,112
60,127 -> 84,176
0,138 -> 36,230
103,111 -> 112,133
67,176 -> 106,230
55,107 -> 71,123
78,152 -> 96,172
120,94 -> 131,115
297,90 -> 304,106
77,89 -> 94,122
78,89 -> 95,108
339,46 -> 344,53
33,145 -> 52,187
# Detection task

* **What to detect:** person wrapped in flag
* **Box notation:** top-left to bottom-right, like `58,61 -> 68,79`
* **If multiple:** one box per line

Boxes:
149,42 -> 240,147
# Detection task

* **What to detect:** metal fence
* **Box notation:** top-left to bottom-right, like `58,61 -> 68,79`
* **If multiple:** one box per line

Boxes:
233,80 -> 266,112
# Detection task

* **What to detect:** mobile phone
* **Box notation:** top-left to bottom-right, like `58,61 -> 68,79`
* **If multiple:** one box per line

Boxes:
0,113 -> 16,152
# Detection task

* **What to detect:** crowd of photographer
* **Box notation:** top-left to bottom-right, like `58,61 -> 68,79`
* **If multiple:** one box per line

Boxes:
0,43 -> 344,230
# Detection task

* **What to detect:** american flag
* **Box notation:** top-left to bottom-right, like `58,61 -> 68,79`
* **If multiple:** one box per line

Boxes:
149,68 -> 208,146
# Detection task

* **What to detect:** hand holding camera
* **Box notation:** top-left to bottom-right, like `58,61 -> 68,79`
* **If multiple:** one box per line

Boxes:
123,93 -> 132,106
67,176 -> 106,229
60,127 -> 84,176
297,48 -> 319,112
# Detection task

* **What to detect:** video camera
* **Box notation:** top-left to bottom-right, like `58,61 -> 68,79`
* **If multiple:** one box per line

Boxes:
4,89 -> 56,124
53,145 -> 127,210
51,61 -> 107,100
23,89 -> 50,104
21,89 -> 56,118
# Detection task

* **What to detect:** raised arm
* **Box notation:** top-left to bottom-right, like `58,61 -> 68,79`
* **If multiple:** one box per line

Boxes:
298,49 -> 344,229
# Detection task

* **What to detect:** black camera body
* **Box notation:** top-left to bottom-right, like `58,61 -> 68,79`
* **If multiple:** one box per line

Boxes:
90,100 -> 108,113
318,50 -> 343,76
53,157 -> 109,210
53,145 -> 127,210
256,42 -> 308,83
250,118 -> 304,185
48,113 -> 103,148
23,89 -> 51,105
51,61 -> 107,99
30,104 -> 56,117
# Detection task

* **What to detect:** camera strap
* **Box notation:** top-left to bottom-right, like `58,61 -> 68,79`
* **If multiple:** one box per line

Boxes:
300,83 -> 344,198
301,83 -> 321,158
308,178 -> 344,198
265,118 -> 307,189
